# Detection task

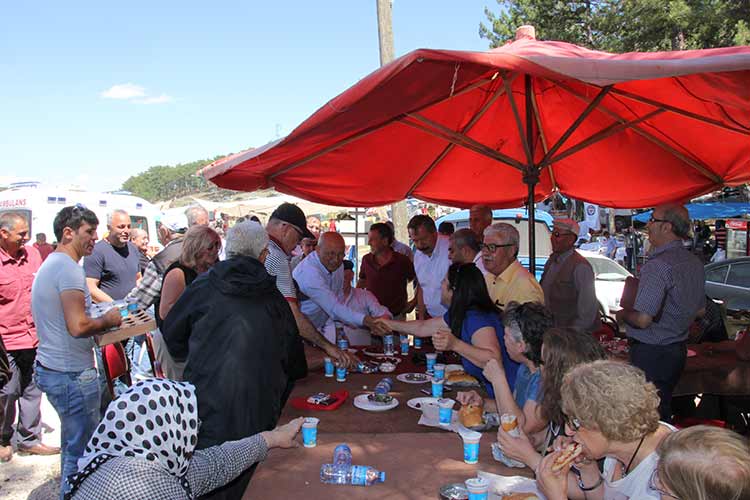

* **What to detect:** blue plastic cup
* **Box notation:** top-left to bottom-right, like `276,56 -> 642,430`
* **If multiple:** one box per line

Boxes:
425,353 -> 437,374
400,335 -> 409,355
302,417 -> 319,448
433,363 -> 445,380
324,357 -> 334,378
437,398 -> 454,426
414,337 -> 422,349
465,477 -> 489,499
431,378 -> 444,398
461,430 -> 481,464
336,366 -> 347,382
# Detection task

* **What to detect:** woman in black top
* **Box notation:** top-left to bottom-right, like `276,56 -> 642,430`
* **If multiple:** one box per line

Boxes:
156,225 -> 221,328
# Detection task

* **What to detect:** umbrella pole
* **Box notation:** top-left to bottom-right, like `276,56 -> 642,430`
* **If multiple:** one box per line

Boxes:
524,74 -> 538,277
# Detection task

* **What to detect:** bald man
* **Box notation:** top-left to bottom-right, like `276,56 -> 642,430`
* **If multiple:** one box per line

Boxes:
293,232 -> 388,340
469,204 -> 493,242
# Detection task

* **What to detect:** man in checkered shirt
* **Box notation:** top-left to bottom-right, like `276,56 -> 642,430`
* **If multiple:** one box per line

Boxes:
616,203 -> 705,422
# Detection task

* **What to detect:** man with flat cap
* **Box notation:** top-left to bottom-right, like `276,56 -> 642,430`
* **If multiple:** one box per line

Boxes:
540,218 -> 599,334
265,203 -> 358,369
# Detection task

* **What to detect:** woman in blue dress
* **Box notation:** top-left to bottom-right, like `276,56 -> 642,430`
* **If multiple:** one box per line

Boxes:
379,262 -> 518,395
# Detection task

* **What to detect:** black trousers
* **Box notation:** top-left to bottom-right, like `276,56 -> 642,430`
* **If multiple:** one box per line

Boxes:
629,341 -> 687,422
0,348 -> 43,447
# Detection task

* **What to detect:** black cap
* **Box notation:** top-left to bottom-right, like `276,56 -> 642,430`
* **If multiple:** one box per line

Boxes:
343,259 -> 354,271
270,203 -> 314,239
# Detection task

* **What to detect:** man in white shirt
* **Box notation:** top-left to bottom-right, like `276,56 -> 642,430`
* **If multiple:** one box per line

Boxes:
408,215 -> 451,319
448,228 -> 487,273
322,260 -> 391,345
293,232 -> 388,335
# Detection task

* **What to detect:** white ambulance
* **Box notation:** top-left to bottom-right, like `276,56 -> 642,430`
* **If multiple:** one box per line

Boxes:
0,181 -> 163,253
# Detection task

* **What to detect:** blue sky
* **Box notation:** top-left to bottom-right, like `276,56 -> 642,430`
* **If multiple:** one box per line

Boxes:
0,1 -> 494,192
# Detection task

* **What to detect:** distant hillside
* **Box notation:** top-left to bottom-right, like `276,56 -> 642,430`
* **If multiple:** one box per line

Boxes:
121,155 -> 244,203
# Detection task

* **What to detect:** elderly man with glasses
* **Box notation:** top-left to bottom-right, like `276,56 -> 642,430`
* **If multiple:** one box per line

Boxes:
482,223 -> 544,310
540,218 -> 599,334
616,203 -> 705,422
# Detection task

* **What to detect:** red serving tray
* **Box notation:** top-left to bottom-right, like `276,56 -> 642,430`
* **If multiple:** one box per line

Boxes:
290,390 -> 349,411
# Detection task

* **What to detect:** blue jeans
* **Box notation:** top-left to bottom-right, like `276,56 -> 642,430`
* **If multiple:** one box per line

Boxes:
34,364 -> 100,499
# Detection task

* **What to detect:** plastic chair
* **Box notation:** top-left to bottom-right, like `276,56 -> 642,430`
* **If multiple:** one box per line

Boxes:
144,333 -> 164,379
101,342 -> 132,397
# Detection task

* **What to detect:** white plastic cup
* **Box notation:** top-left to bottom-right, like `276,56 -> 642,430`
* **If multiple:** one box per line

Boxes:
433,363 -> 446,379
425,352 -> 437,374
301,417 -> 319,448
324,357 -> 334,377
431,378 -> 444,398
465,476 -> 489,500
437,398 -> 454,426
461,430 -> 482,464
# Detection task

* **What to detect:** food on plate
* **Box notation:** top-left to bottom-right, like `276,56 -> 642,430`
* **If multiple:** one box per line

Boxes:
367,393 -> 394,404
501,493 -> 539,500
446,370 -> 479,385
459,403 -> 483,428
551,442 -> 583,472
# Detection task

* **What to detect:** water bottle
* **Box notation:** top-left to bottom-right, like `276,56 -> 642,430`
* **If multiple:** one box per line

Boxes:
320,464 -> 386,486
383,335 -> 395,355
333,444 -> 352,466
374,377 -> 393,395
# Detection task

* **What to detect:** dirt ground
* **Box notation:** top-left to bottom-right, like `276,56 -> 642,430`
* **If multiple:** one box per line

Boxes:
0,395 -> 62,500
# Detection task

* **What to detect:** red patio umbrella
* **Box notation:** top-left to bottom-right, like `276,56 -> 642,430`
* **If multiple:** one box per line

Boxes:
200,27 -> 750,272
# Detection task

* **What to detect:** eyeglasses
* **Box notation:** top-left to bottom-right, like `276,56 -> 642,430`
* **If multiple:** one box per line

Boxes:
564,414 -> 582,433
649,216 -> 669,224
648,468 -> 680,499
480,242 -> 514,252
552,230 -> 575,238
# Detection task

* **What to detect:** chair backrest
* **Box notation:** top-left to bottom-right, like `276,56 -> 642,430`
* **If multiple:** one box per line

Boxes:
102,342 -> 132,397
144,333 -> 164,378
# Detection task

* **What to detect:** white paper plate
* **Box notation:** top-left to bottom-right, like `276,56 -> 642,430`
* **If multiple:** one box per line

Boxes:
396,372 -> 431,384
406,396 -> 440,410
353,393 -> 399,412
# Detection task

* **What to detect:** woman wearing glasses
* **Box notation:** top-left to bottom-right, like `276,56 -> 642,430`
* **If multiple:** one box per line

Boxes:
457,301 -> 553,436
536,360 -> 675,500
378,262 -> 518,396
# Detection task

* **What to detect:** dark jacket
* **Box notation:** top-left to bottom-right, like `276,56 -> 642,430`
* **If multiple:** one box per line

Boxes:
162,256 -> 306,451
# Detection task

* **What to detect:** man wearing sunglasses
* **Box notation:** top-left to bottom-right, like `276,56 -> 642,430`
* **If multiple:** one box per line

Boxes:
616,203 -> 705,422
482,222 -> 544,310
540,218 -> 599,334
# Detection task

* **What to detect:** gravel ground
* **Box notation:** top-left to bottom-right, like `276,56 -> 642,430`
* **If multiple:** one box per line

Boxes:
0,395 -> 62,500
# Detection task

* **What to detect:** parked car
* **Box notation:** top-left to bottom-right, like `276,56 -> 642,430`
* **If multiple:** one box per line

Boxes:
705,257 -> 750,311
578,250 -> 632,318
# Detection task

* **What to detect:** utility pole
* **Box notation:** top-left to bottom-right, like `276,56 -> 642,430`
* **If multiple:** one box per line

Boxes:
377,0 -> 409,243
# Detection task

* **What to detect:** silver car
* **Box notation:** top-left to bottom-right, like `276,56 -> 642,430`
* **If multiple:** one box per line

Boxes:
705,257 -> 750,311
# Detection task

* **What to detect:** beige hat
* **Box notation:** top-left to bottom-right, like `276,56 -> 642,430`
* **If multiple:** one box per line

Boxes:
553,218 -> 580,235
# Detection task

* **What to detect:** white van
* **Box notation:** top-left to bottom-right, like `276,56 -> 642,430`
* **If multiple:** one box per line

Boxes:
0,182 -> 163,254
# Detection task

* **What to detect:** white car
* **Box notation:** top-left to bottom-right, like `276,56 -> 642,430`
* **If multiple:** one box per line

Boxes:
579,250 -> 633,318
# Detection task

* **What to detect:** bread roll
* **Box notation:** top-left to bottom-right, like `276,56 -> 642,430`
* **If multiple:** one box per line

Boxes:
446,370 -> 479,385
551,442 -> 583,472
459,404 -> 483,427
501,494 -> 539,500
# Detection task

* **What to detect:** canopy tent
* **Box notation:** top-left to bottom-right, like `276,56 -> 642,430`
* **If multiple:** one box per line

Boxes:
200,27 -> 750,272
634,202 -> 750,223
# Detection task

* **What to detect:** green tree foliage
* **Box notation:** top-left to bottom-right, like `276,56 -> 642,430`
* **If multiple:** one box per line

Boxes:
480,0 -> 750,51
121,156 -> 233,202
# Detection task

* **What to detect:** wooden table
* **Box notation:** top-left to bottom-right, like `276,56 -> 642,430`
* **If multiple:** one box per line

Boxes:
675,341 -> 750,397
243,346 -> 533,499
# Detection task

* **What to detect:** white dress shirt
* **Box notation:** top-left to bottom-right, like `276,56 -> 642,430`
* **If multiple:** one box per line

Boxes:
321,288 -> 391,345
292,251 -> 366,330
414,235 -> 451,318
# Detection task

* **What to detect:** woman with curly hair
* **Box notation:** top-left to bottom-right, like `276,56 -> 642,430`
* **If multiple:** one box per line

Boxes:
653,425 -> 750,500
457,301 -> 553,435
495,328 -> 607,469
536,360 -> 676,500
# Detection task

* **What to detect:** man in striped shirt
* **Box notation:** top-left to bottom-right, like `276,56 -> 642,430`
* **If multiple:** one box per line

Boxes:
265,204 -> 357,368
616,203 -> 705,422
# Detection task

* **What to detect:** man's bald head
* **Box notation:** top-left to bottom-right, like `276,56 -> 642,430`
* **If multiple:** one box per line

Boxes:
317,232 -> 346,272
470,204 -> 493,240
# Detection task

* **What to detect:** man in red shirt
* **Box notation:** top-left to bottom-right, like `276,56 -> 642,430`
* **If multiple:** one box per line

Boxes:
358,222 -> 416,319
0,213 -> 60,461
32,233 -> 55,262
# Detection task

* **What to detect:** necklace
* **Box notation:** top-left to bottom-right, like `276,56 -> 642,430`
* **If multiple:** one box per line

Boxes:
623,434 -> 647,476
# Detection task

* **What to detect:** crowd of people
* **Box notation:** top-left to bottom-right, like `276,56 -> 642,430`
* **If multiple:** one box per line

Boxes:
0,199 -> 748,500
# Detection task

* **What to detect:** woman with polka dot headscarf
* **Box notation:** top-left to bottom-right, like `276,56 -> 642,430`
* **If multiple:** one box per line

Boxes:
65,379 -> 303,500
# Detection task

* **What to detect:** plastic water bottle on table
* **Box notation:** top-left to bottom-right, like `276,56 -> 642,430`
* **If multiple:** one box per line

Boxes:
320,464 -> 386,486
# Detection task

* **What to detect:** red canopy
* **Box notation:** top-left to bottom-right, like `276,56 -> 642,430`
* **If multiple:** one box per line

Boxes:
201,37 -> 750,209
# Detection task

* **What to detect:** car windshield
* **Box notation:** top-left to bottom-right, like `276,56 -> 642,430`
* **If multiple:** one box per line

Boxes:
586,257 -> 630,281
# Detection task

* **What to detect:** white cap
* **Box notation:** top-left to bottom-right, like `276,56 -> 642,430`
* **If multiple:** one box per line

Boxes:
159,212 -> 189,233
